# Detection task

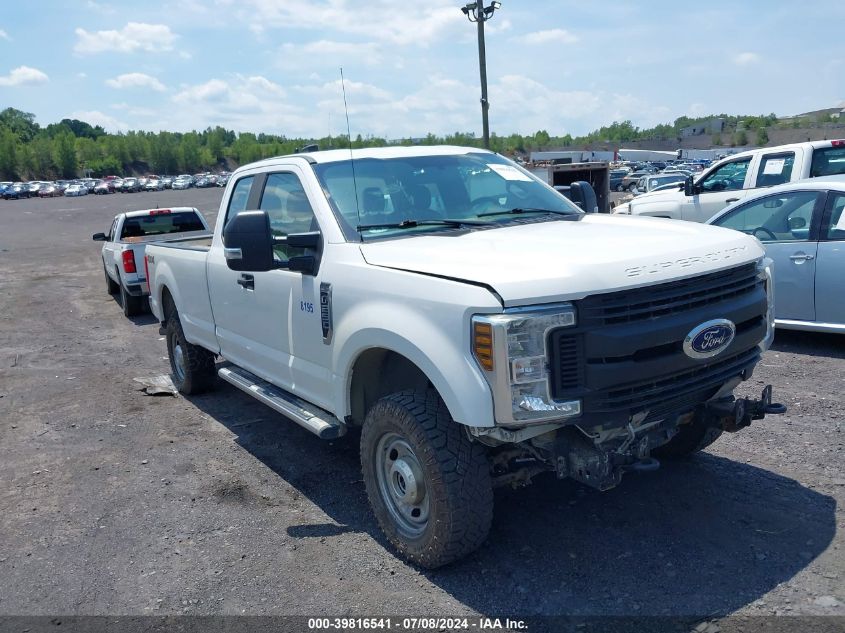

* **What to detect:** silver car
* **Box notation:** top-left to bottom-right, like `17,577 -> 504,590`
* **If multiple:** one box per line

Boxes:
708,175 -> 845,333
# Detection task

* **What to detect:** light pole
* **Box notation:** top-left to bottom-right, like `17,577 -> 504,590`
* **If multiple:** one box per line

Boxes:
461,1 -> 501,149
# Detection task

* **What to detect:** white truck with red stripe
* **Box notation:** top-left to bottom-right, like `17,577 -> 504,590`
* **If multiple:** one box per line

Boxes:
92,207 -> 210,316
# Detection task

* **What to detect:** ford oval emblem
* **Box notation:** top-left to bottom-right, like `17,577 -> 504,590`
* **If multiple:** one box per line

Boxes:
683,319 -> 736,360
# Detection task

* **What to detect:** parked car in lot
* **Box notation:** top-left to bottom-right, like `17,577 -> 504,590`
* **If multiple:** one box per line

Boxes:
708,176 -> 845,333
121,178 -> 141,193
146,145 -> 783,568
609,169 -> 629,192
620,170 -> 652,192
38,184 -> 60,198
172,177 -> 191,190
615,140 -> 845,221
145,179 -> 165,191
2,184 -> 28,200
64,184 -> 87,196
633,173 -> 689,195
94,181 -> 113,194
92,207 -> 211,317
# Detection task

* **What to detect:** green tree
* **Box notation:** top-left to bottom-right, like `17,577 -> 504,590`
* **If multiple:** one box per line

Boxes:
0,129 -> 19,179
734,130 -> 748,146
53,131 -> 78,178
755,128 -> 769,146
0,107 -> 39,142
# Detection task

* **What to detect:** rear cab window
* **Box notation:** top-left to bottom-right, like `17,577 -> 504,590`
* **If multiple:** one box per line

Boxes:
120,210 -> 206,239
810,146 -> 845,177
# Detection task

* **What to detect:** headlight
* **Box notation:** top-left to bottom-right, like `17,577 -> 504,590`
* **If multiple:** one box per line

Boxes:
472,304 -> 581,425
757,257 -> 775,351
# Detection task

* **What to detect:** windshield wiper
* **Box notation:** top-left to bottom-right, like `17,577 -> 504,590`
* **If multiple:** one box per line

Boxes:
476,207 -> 578,218
357,218 -> 493,231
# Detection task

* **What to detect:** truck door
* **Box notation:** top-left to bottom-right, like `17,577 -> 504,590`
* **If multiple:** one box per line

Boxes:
814,191 -> 845,326
207,168 -> 332,406
685,157 -> 752,222
711,190 -> 823,322
103,217 -> 120,277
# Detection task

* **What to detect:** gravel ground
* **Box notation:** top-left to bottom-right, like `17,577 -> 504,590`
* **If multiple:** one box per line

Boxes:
0,190 -> 842,622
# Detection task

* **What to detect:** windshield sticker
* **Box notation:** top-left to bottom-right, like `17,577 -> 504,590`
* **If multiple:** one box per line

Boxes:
763,159 -> 786,175
487,164 -> 533,182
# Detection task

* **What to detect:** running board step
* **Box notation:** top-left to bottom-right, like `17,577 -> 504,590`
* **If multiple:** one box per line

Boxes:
218,366 -> 346,439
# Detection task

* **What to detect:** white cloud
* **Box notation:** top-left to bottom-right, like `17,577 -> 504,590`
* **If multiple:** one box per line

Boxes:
519,28 -> 578,46
74,22 -> 178,54
285,40 -> 384,67
0,29 -> 9,41
733,52 -> 760,66
229,0 -> 463,46
68,110 -> 129,133
106,72 -> 166,92
0,66 -> 49,87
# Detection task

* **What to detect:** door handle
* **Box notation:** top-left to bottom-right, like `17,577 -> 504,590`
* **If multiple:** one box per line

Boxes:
237,274 -> 255,289
789,254 -> 815,262
726,198 -> 740,203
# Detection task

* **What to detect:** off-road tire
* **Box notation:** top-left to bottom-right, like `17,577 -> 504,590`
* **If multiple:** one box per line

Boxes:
165,311 -> 216,395
104,264 -> 119,295
360,389 -> 493,569
653,416 -> 723,459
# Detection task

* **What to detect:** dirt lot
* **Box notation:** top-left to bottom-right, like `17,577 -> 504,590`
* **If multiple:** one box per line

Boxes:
0,190 -> 843,623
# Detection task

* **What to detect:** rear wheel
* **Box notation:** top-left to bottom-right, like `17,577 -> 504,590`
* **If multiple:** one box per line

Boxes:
360,389 -> 493,568
165,310 -> 216,394
117,268 -> 143,317
104,264 -> 118,295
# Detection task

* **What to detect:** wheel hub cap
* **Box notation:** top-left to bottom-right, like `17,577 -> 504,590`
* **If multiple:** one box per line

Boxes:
173,343 -> 186,381
375,433 -> 430,537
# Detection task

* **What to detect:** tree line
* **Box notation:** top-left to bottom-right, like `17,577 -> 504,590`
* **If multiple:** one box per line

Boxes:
0,106 -> 800,181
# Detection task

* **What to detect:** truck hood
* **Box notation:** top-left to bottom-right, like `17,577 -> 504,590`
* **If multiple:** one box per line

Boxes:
359,215 -> 764,306
631,188 -> 683,206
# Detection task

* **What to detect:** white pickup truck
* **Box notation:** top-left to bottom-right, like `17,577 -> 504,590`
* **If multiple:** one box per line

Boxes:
145,145 -> 784,567
92,207 -> 210,316
614,139 -> 845,221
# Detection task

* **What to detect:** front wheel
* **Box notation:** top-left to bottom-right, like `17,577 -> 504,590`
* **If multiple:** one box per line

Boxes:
652,415 -> 723,459
360,389 -> 493,568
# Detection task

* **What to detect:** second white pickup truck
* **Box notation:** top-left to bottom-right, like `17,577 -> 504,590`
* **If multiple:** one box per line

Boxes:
146,145 -> 784,567
92,207 -> 210,316
614,139 -> 845,221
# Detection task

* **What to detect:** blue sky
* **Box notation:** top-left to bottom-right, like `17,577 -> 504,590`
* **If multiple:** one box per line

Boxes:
0,0 -> 842,139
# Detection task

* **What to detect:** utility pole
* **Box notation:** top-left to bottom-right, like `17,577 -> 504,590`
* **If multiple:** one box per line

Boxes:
461,1 -> 502,149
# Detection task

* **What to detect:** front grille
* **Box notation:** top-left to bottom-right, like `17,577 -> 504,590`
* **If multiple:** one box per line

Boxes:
545,262 -> 767,427
580,262 -> 761,326
588,347 -> 759,416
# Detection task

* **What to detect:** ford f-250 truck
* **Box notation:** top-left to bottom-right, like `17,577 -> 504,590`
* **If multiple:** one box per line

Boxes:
145,145 -> 784,568
613,139 -> 845,222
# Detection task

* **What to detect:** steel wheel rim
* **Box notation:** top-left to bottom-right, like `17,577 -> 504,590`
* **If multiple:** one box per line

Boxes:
173,342 -> 186,382
375,432 -> 430,538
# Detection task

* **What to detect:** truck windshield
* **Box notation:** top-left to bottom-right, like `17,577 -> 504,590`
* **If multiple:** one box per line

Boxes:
312,152 -> 581,241
120,211 -> 205,239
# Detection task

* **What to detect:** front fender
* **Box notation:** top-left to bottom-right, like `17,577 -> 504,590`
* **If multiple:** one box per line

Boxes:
332,302 -> 495,428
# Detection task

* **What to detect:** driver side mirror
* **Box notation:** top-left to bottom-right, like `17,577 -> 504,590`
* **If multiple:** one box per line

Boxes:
684,176 -> 695,196
92,232 -> 107,241
223,210 -> 276,272
788,216 -> 807,230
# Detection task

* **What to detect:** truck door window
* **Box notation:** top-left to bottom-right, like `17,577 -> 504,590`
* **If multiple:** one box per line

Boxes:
224,175 -> 255,224
714,191 -> 820,242
259,172 -> 316,261
756,153 -> 795,187
699,159 -> 751,192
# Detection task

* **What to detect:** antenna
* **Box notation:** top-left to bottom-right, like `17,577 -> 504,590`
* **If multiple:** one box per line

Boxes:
340,67 -> 362,238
